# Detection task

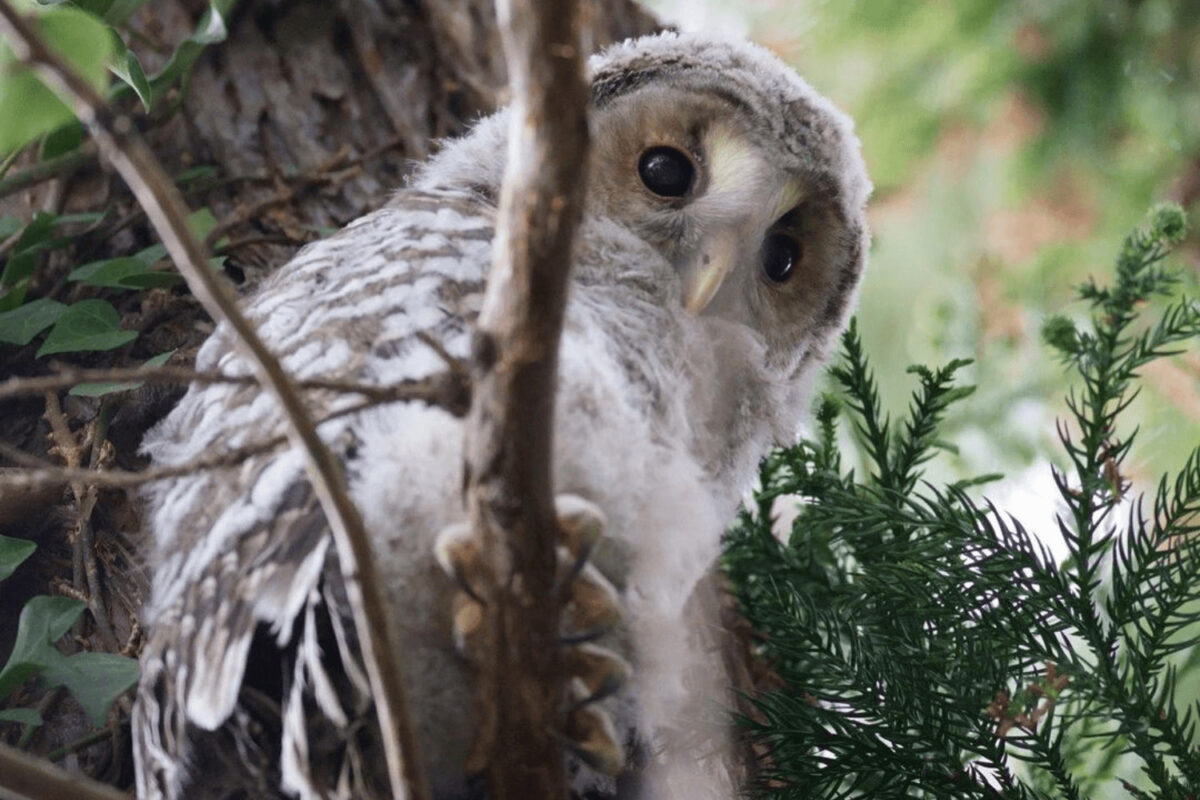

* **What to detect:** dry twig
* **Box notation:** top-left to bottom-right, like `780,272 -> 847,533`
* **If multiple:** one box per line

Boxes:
0,6 -> 428,799
0,741 -> 130,800
0,363 -> 470,411
463,1 -> 591,797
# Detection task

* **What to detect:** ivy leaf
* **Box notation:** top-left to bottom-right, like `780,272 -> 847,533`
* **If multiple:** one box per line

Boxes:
0,6 -> 112,154
64,0 -> 151,24
0,298 -> 66,346
0,535 -> 36,581
36,299 -> 136,356
41,652 -> 138,726
39,120 -> 84,160
107,31 -> 151,110
0,217 -> 22,243
186,207 -> 219,242
0,596 -> 84,701
146,1 -> 230,102
0,212 -> 60,311
176,165 -> 217,185
0,595 -> 137,725
0,707 -> 43,726
70,350 -> 173,396
69,256 -> 180,289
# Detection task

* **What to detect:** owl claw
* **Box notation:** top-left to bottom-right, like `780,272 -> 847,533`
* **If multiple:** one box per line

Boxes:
435,495 -> 629,774
434,522 -> 485,604
557,678 -> 626,775
563,643 -> 632,707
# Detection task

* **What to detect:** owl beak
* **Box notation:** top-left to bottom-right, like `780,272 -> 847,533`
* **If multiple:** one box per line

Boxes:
681,233 -> 739,314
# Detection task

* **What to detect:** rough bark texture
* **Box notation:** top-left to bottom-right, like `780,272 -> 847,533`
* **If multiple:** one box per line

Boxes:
0,0 -> 657,792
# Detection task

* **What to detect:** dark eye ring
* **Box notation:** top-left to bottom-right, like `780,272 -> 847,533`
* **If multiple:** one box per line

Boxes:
637,146 -> 695,198
762,233 -> 802,284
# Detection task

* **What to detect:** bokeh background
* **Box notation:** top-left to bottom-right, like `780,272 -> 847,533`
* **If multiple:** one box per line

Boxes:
652,0 -> 1200,537
649,3 -> 1200,794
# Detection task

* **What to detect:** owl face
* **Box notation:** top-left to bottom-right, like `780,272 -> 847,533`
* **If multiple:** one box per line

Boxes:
586,35 -> 871,378
416,33 -> 870,379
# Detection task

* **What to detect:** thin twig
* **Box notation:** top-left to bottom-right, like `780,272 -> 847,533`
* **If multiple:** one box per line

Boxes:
0,7 -> 429,800
463,1 -> 591,797
0,741 -> 130,800
77,403 -> 120,650
0,371 -> 468,489
46,725 -> 121,762
215,233 -> 313,253
16,689 -> 64,750
0,142 -> 96,200
0,364 -> 469,411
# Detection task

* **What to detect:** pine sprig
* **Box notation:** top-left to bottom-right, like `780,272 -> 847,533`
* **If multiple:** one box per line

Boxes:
727,206 -> 1200,798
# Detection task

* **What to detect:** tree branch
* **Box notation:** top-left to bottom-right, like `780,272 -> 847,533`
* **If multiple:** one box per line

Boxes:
0,142 -> 95,200
464,1 -> 591,797
0,741 -> 130,800
0,363 -> 470,413
0,5 -> 429,800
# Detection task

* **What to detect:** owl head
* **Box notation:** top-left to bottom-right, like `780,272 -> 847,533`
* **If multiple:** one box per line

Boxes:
416,31 -> 871,382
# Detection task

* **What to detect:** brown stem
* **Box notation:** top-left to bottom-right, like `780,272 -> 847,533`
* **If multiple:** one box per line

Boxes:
0,369 -> 470,489
0,363 -> 469,412
463,1 -> 591,797
0,741 -> 130,800
0,6 -> 428,799
0,142 -> 96,200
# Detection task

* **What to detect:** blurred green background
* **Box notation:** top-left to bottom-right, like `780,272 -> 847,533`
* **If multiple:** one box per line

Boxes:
649,2 -> 1200,795
650,0 -> 1200,491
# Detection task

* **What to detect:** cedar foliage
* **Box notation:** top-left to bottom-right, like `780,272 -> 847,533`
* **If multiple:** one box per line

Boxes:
726,205 -> 1200,798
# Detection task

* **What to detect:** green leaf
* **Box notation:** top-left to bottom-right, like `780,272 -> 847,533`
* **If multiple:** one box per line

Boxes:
70,349 -> 173,396
0,298 -> 66,346
186,207 -> 219,242
2,212 -> 58,274
41,652 -> 138,726
133,243 -> 167,263
38,121 -> 84,160
69,256 -> 180,289
0,7 -> 113,154
36,299 -> 136,356
0,217 -> 21,243
53,211 -> 104,226
107,32 -> 151,110
59,0 -> 114,16
176,165 -> 216,184
0,535 -> 37,581
0,595 -> 84,701
0,707 -> 43,726
147,2 -> 229,102
0,596 -> 136,725
99,0 -> 150,24
0,212 -> 60,311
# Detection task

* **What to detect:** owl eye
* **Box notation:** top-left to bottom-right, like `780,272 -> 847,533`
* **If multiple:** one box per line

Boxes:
637,146 -> 695,198
762,233 -> 801,284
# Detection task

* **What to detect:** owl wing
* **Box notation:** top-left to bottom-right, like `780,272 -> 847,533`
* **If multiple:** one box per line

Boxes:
134,188 -> 493,800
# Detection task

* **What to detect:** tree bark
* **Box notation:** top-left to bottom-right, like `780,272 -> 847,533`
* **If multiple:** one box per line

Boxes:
465,1 -> 590,797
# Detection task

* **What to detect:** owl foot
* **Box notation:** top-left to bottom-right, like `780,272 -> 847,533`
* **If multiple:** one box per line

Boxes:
434,495 -> 629,775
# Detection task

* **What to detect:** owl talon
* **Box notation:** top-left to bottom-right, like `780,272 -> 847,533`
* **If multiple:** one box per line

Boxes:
555,679 -> 625,776
437,496 -> 630,773
563,644 -> 631,707
434,522 -> 485,604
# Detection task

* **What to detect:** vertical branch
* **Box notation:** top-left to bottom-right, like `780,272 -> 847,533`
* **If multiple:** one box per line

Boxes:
464,1 -> 590,798
0,5 -> 428,800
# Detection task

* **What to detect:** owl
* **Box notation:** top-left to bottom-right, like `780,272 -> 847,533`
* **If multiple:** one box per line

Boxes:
132,31 -> 870,800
